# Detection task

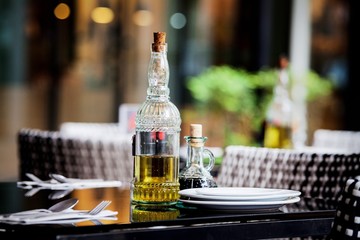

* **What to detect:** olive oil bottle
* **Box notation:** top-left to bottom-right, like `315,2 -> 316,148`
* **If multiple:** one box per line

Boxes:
132,32 -> 181,206
264,55 -> 293,149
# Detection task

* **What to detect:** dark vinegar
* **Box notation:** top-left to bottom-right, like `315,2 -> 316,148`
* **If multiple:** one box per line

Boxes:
179,178 -> 217,190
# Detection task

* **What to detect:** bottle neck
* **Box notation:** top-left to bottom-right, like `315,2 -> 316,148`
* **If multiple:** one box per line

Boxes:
147,44 -> 170,99
187,145 -> 204,167
274,68 -> 290,99
185,136 -> 207,167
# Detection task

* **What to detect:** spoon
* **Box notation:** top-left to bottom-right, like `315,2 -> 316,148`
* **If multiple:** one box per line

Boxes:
48,198 -> 79,212
3,198 -> 79,218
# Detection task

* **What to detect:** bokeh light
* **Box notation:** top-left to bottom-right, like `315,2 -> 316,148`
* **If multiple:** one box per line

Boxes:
133,10 -> 153,27
170,13 -> 186,29
54,3 -> 70,20
91,7 -> 114,24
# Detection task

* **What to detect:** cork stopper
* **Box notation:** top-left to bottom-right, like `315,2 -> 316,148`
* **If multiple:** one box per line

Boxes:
189,124 -> 204,147
190,124 -> 202,137
279,55 -> 289,69
152,32 -> 166,52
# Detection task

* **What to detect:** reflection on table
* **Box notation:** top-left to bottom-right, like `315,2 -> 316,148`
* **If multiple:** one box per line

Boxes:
0,182 -> 336,239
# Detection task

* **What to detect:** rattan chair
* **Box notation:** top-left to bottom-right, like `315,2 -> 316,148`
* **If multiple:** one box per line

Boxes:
18,128 -> 133,182
327,177 -> 360,239
217,145 -> 360,209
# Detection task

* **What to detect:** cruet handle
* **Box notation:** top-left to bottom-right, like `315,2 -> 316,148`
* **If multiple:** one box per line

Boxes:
203,148 -> 215,172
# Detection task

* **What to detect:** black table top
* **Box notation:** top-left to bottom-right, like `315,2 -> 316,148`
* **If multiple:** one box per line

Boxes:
0,182 -> 336,240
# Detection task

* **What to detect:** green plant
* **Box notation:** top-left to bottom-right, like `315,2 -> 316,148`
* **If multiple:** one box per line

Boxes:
186,65 -> 334,146
187,66 -> 256,115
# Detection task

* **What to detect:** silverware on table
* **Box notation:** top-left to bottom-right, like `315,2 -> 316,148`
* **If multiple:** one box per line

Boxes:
0,198 -> 79,219
87,201 -> 112,215
15,200 -> 114,224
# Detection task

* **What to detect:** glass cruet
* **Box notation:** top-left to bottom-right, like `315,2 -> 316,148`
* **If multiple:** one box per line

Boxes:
179,124 -> 217,190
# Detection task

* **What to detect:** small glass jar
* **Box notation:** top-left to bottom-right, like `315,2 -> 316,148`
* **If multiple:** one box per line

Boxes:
179,124 -> 217,190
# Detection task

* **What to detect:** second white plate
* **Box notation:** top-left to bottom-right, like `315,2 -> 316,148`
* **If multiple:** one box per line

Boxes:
179,197 -> 301,211
179,188 -> 301,201
195,187 -> 290,197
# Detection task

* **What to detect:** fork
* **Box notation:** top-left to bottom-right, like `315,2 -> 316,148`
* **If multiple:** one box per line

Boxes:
87,201 -> 111,215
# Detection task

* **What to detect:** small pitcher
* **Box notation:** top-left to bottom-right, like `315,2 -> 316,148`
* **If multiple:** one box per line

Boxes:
179,124 -> 217,190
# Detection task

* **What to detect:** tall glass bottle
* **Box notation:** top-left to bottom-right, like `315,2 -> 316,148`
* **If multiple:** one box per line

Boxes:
263,55 -> 293,149
132,32 -> 181,206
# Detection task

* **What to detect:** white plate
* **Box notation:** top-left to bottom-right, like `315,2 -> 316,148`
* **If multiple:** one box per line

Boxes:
179,197 -> 300,211
195,187 -> 289,197
179,188 -> 301,201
